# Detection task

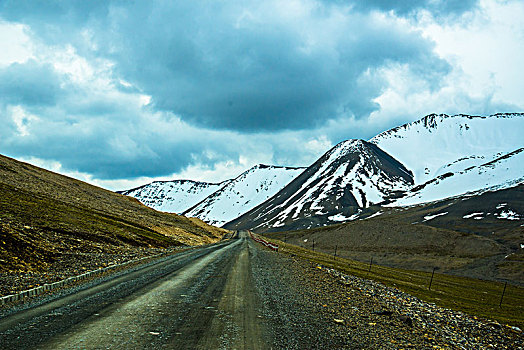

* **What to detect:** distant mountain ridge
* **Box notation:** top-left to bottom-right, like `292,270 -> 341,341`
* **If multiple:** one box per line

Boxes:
370,113 -> 524,207
370,113 -> 523,184
119,179 -> 229,214
183,164 -> 306,226
392,147 -> 524,207
121,113 -> 523,232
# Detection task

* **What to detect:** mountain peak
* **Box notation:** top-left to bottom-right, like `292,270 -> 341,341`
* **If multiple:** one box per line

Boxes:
251,163 -> 307,171
119,179 -> 229,214
183,163 -> 304,226
225,138 -> 413,232
373,113 -> 523,139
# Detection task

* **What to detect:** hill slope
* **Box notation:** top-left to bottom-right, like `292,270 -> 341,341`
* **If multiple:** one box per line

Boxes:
118,179 -> 228,214
266,184 -> 524,284
225,140 -> 413,231
370,113 -> 523,184
183,164 -> 305,226
0,154 -> 228,273
391,147 -> 524,206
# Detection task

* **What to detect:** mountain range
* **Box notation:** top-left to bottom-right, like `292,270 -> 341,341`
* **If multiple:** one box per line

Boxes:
183,164 -> 305,226
119,179 -> 228,214
226,139 -> 414,231
121,113 -> 523,233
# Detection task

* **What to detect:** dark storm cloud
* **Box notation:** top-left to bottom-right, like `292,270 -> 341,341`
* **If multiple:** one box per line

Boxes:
0,60 -> 206,179
96,1 -> 452,131
1,104 -> 233,179
0,0 -> 451,132
0,60 -> 62,106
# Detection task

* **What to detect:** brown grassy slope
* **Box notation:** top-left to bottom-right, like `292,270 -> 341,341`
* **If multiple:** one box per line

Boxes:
266,185 -> 523,284
0,154 -> 228,272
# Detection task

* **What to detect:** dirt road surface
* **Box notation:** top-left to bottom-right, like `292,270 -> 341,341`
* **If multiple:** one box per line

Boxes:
0,231 -> 334,349
1,231 -> 522,349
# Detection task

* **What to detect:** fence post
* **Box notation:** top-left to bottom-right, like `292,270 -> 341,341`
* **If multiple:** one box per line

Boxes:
312,240 -> 315,251
368,257 -> 373,273
333,245 -> 337,259
499,282 -> 507,307
429,267 -> 436,290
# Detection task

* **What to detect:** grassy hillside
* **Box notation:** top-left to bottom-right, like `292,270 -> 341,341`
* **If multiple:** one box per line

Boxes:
265,239 -> 524,329
265,185 -> 523,285
0,154 -> 229,273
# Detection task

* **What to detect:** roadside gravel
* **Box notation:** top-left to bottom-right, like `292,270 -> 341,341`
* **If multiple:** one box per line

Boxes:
0,246 -> 186,297
252,244 -> 523,349
3,235 -> 522,349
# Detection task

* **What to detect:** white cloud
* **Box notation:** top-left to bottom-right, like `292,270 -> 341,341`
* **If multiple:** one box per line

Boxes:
9,105 -> 38,137
304,136 -> 333,156
416,0 -> 524,107
0,21 -> 33,66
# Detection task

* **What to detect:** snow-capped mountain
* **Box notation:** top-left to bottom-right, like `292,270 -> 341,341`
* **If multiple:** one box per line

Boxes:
392,148 -> 524,206
370,113 -> 523,184
225,140 -> 414,231
370,113 -> 524,206
119,179 -> 228,213
183,164 -> 305,226
120,113 -> 522,232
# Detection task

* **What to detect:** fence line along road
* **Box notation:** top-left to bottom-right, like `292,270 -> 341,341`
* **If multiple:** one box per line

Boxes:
248,230 -> 279,251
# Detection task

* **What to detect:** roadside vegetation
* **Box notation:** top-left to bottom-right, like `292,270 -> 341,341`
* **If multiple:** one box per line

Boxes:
264,237 -> 524,329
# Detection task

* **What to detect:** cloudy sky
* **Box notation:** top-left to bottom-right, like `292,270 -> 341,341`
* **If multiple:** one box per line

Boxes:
1,0 -> 522,190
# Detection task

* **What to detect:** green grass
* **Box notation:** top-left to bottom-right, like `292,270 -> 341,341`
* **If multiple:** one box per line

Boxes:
265,237 -> 524,329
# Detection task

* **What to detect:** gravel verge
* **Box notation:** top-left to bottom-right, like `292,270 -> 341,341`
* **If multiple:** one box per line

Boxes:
252,243 -> 523,349
0,245 -> 200,317
0,246 -> 189,298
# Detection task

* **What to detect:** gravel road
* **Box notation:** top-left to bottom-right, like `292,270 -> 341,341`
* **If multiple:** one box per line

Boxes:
0,231 -> 522,349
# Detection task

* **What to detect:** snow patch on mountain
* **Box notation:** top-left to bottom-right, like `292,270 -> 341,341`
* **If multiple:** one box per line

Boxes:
390,148 -> 524,206
184,164 -> 305,226
119,180 -> 227,213
423,212 -> 448,221
463,212 -> 484,219
497,210 -> 520,220
370,113 -> 524,184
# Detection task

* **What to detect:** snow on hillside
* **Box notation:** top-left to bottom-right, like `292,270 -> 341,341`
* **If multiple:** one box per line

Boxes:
119,180 -> 227,213
390,148 -> 524,206
183,164 -> 305,226
370,113 -> 524,184
225,139 -> 414,231
270,140 -> 413,227
271,140 -> 413,226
